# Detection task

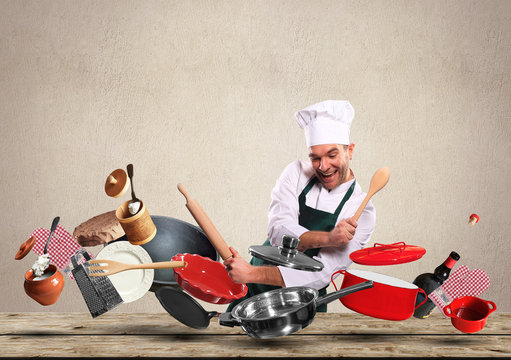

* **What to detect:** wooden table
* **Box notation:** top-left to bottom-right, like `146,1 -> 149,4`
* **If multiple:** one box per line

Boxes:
1,313 -> 510,358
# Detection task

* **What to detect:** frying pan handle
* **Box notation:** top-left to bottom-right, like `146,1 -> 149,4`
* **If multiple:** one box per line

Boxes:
414,288 -> 428,310
218,312 -> 241,327
316,280 -> 373,307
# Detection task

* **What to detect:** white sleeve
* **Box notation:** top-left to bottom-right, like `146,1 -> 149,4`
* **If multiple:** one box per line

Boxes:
267,161 -> 309,246
278,199 -> 376,290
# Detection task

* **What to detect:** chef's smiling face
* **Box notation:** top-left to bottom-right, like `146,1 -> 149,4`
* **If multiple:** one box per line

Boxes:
309,143 -> 355,190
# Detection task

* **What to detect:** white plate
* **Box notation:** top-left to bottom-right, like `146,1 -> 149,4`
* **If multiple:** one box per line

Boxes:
95,241 -> 154,303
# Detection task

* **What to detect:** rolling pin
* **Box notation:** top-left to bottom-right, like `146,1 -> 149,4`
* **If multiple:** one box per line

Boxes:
177,183 -> 233,260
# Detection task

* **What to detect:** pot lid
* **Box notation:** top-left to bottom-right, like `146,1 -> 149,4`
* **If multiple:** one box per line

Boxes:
349,242 -> 426,266
249,235 -> 324,272
105,169 -> 129,198
15,236 -> 36,260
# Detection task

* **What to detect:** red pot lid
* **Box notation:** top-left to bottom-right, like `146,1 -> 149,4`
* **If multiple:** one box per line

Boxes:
349,242 -> 426,265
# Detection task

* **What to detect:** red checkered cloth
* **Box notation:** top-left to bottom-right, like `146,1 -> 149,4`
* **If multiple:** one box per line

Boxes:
429,265 -> 490,316
31,225 -> 94,275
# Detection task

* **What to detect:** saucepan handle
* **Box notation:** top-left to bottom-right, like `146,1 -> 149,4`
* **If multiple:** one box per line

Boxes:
414,288 -> 428,310
316,280 -> 373,307
330,269 -> 346,291
218,312 -> 241,327
443,303 -> 455,318
486,300 -> 497,314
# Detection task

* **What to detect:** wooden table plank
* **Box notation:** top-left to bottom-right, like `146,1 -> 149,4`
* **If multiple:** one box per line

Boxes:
1,313 -> 509,335
0,313 -> 510,358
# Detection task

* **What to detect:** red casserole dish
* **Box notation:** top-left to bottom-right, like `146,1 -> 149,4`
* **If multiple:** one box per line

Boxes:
332,269 -> 427,321
172,253 -> 247,304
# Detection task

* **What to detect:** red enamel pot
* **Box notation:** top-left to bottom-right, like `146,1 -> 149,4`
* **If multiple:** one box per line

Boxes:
172,253 -> 247,304
332,269 -> 427,321
443,296 -> 496,333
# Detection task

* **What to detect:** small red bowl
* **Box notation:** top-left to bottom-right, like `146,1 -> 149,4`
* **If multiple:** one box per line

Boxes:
444,296 -> 496,333
172,253 -> 247,304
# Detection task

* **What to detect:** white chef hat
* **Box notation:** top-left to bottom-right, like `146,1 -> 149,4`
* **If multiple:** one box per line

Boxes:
295,100 -> 354,147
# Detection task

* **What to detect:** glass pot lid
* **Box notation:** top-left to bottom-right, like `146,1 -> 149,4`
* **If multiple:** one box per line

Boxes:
249,235 -> 324,272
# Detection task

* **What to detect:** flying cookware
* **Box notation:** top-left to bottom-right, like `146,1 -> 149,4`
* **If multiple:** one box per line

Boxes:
156,286 -> 219,329
112,216 -> 217,292
332,269 -> 427,321
176,183 -> 248,303
105,167 -> 156,245
219,281 -> 373,338
17,217 -> 65,306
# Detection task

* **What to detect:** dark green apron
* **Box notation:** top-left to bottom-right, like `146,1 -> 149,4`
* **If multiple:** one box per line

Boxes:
227,177 -> 356,312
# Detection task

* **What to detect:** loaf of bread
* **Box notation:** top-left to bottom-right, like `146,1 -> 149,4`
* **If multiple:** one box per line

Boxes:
73,210 -> 125,247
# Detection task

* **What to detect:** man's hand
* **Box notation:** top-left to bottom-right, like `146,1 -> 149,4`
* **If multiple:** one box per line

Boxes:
223,247 -> 254,284
326,217 -> 357,246
223,247 -> 285,287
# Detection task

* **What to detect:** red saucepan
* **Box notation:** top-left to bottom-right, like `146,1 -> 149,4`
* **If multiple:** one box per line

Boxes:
443,296 -> 496,333
332,269 -> 427,321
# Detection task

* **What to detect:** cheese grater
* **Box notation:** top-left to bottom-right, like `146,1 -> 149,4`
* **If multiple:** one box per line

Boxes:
71,249 -> 123,318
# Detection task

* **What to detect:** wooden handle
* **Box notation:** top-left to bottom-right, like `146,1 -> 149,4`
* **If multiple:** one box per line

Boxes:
131,261 -> 187,270
352,167 -> 390,221
177,183 -> 233,260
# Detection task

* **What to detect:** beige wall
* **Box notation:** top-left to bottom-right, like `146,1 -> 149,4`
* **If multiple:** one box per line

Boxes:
1,1 -> 510,315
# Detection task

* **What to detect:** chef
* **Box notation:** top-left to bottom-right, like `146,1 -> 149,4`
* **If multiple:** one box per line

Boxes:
224,100 -> 376,312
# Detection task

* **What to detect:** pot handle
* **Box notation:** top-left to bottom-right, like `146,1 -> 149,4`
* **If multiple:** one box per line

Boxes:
414,288 -> 428,310
443,303 -> 455,318
331,269 -> 346,291
486,300 -> 497,314
316,280 -> 373,307
218,312 -> 241,327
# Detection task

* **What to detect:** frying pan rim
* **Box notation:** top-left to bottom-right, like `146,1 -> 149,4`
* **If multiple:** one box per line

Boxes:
231,286 -> 319,322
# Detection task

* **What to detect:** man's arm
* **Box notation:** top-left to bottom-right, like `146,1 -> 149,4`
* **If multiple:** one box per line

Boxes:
224,247 -> 285,287
297,217 -> 358,251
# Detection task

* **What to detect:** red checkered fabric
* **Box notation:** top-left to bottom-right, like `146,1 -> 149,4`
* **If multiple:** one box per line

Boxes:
31,224 -> 84,270
429,265 -> 490,316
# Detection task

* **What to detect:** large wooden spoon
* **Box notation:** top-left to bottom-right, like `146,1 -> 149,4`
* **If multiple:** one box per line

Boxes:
352,167 -> 390,221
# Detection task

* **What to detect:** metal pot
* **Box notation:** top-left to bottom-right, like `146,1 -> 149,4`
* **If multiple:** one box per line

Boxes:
219,281 -> 373,338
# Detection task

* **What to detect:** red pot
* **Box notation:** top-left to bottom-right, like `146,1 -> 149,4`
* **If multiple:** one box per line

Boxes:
332,269 -> 427,321
443,296 -> 496,333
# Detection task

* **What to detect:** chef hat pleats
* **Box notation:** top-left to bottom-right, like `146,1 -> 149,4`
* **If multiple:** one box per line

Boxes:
295,100 -> 354,147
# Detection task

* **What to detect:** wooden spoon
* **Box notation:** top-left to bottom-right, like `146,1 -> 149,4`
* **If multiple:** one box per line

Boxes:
88,259 -> 187,277
352,167 -> 390,221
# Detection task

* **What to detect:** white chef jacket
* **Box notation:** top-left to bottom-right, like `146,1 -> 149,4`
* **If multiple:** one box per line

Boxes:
267,160 -> 376,290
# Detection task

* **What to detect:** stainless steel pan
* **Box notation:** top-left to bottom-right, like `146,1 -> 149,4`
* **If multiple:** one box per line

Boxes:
219,280 -> 373,338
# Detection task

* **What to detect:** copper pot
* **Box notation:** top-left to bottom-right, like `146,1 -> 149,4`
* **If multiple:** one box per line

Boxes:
24,265 -> 64,306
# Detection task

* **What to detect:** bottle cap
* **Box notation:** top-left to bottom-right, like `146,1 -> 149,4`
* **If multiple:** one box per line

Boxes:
449,251 -> 460,261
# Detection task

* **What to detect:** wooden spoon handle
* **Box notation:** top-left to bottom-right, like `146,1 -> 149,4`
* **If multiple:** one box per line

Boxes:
130,261 -> 187,270
352,167 -> 390,221
177,183 -> 233,260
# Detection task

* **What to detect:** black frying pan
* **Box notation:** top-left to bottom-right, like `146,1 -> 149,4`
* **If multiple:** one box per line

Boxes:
112,215 -> 218,291
156,286 -> 218,329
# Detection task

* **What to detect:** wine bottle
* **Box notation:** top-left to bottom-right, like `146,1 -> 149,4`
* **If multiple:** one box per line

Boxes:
412,251 -> 460,319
